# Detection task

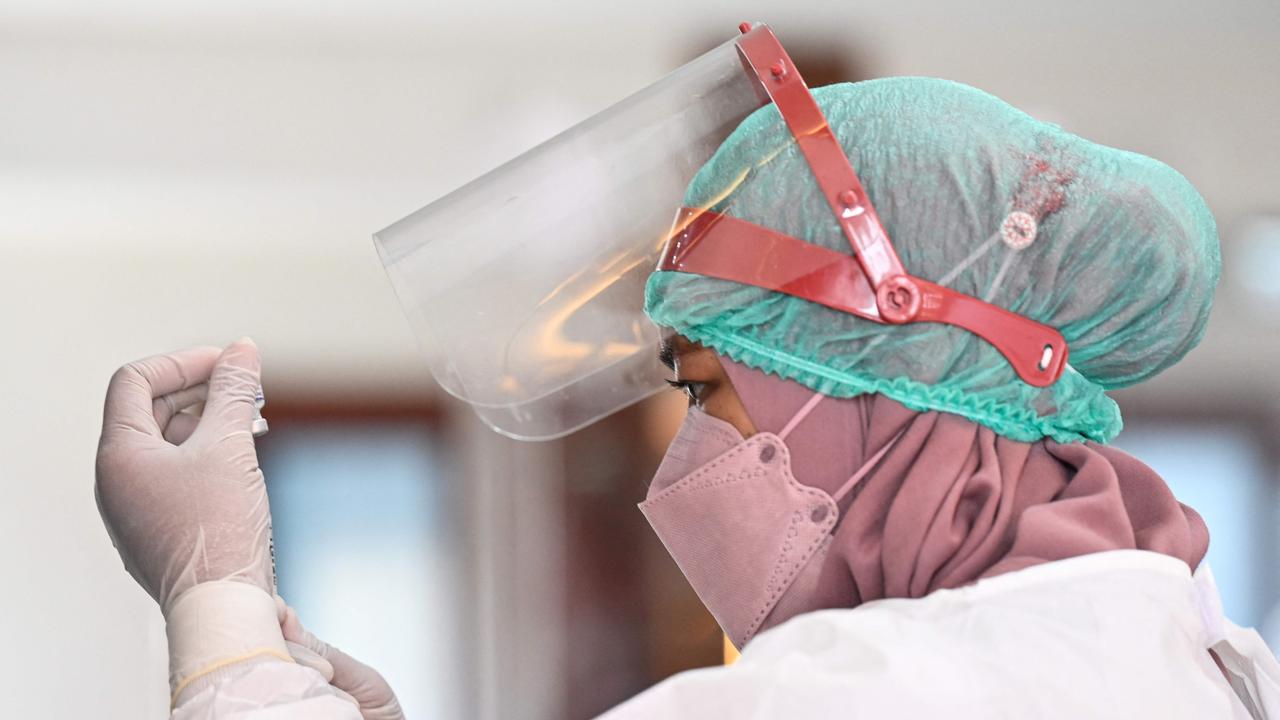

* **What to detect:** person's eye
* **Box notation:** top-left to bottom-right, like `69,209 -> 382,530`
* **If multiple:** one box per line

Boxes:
665,379 -> 707,405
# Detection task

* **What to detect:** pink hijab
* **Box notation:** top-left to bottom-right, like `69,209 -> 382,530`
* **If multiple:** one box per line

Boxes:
722,360 -> 1210,608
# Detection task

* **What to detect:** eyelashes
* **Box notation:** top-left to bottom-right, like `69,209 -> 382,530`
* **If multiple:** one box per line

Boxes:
666,378 -> 707,404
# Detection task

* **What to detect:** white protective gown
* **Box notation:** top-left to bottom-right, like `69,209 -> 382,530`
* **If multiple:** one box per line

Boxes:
176,550 -> 1280,719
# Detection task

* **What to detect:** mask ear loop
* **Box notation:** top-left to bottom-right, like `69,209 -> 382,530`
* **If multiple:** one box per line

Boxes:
830,426 -> 908,504
773,390 -> 906,505
777,391 -> 826,441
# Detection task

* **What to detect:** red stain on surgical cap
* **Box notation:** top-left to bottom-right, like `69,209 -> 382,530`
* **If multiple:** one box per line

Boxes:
1012,154 -> 1076,220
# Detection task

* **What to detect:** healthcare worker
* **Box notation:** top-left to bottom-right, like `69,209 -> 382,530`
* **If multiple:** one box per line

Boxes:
95,24 -> 1280,719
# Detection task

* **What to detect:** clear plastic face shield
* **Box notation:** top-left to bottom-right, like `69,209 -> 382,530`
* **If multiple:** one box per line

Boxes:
375,23 -> 1067,440
374,25 -> 771,440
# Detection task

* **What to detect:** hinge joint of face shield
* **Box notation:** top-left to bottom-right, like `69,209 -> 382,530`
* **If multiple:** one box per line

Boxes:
658,207 -> 1070,387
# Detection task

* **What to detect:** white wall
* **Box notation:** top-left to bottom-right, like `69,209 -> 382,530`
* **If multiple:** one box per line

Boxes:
1,2 -> 1278,717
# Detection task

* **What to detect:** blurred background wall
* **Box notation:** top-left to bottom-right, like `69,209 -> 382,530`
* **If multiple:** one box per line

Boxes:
1,1 -> 1278,718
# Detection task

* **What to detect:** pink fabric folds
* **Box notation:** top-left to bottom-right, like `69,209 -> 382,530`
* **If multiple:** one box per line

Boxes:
721,360 -> 1211,609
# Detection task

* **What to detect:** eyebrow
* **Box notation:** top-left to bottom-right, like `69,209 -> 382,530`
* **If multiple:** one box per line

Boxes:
658,339 -> 676,371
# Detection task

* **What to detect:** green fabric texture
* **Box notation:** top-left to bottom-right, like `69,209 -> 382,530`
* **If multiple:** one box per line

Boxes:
645,77 -> 1220,443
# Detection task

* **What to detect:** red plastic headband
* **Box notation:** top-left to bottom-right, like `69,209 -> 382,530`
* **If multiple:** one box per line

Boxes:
657,24 -> 1068,387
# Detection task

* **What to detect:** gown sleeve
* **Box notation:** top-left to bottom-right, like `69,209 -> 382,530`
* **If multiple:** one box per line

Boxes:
171,659 -> 363,720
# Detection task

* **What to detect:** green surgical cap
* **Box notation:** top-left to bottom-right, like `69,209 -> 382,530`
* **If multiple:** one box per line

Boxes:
645,77 -> 1220,443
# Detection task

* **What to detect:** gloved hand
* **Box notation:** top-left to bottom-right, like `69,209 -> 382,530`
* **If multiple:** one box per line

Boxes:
96,338 -> 274,609
96,340 -> 289,701
278,599 -> 406,720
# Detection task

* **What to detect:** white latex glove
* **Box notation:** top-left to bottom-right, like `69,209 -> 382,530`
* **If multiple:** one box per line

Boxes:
278,599 -> 406,720
96,340 -> 290,702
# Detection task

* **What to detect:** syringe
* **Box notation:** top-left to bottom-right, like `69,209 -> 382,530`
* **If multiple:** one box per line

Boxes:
252,385 -> 269,437
250,384 -> 274,592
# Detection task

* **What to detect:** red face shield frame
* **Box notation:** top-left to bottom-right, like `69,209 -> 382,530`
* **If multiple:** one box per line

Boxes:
657,24 -> 1068,388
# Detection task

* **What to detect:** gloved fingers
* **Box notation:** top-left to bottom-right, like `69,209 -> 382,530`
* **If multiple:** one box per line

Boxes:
322,644 -> 406,720
102,347 -> 221,441
153,383 -> 208,432
285,640 -> 336,683
162,411 -> 201,445
331,687 -> 363,712
280,605 -> 329,658
280,605 -> 405,720
194,338 -> 261,445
